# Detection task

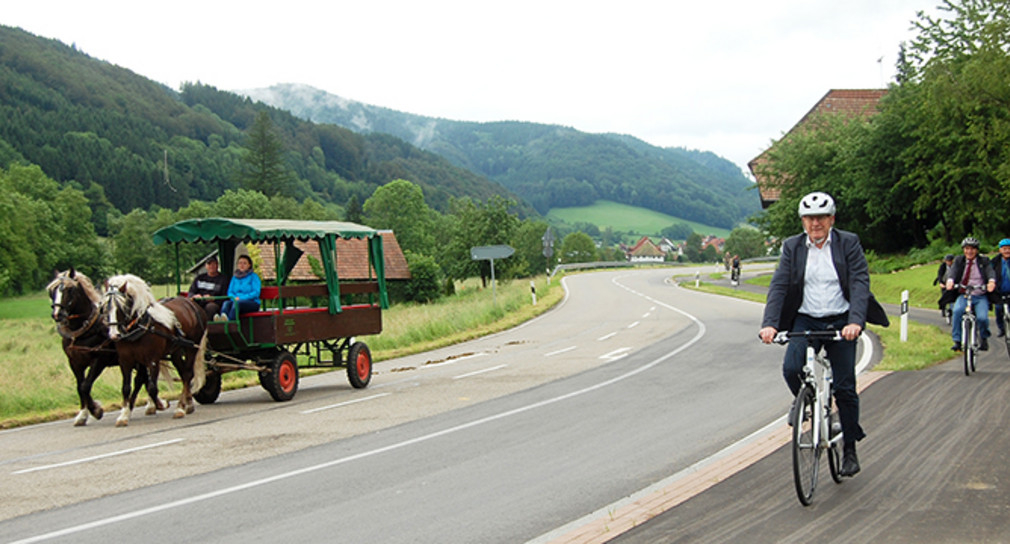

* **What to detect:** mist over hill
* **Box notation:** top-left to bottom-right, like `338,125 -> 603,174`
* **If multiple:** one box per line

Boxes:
242,84 -> 760,229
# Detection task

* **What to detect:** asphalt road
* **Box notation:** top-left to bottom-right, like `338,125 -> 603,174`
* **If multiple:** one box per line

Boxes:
0,267 -> 790,543
607,270 -> 1010,543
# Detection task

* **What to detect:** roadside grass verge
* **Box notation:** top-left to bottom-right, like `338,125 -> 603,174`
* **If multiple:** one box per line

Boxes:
0,275 -> 565,429
681,272 -> 955,373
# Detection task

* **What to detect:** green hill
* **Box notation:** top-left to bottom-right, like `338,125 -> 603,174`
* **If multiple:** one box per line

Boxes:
547,200 -> 731,239
242,84 -> 761,228
0,25 -> 532,233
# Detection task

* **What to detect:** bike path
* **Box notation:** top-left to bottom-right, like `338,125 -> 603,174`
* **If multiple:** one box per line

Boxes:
602,273 -> 1010,542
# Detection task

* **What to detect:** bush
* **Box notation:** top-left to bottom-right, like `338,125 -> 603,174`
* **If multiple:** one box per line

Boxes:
403,251 -> 443,303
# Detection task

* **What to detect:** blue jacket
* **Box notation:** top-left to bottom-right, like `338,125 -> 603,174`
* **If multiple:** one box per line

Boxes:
227,272 -> 261,306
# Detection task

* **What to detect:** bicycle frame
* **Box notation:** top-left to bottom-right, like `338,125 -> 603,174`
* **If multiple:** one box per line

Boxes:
955,283 -> 986,375
777,331 -> 842,450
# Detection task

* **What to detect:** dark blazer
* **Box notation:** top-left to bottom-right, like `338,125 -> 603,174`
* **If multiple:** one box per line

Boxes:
762,228 -> 889,331
939,254 -> 996,306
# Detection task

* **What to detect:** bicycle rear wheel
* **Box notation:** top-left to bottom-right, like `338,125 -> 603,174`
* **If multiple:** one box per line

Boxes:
791,385 -> 819,506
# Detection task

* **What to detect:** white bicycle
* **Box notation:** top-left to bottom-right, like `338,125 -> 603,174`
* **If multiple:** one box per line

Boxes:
771,330 -> 847,506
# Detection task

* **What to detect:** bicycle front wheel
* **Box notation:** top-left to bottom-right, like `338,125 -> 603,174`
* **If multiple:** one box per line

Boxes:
1003,308 -> 1010,358
963,319 -> 974,376
791,385 -> 819,506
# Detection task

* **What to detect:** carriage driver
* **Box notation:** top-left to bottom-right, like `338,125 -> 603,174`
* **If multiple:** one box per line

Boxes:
187,256 -> 230,319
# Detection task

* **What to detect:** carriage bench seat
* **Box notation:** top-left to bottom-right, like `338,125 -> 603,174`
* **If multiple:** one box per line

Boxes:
242,283 -> 381,318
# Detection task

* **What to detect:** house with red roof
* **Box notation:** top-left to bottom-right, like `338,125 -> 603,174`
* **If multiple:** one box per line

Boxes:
749,89 -> 887,208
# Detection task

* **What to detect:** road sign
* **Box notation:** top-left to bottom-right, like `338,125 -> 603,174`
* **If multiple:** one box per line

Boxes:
470,245 -> 515,260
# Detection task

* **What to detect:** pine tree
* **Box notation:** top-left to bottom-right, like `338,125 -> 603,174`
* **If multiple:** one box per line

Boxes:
236,111 -> 294,197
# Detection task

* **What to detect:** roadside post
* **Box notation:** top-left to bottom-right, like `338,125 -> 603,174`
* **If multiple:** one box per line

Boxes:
695,271 -> 700,288
900,290 -> 909,342
471,245 -> 515,305
530,280 -> 537,305
542,227 -> 554,283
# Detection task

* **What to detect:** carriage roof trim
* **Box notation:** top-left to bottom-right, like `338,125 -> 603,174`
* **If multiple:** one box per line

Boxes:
152,218 -> 380,245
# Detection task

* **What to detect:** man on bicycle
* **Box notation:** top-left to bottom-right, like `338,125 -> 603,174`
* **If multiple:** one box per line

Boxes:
759,192 -> 889,478
942,237 -> 996,351
934,254 -> 955,318
990,239 -> 1010,338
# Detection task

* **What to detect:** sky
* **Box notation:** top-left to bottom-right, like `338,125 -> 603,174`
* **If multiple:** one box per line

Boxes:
3,0 -> 940,176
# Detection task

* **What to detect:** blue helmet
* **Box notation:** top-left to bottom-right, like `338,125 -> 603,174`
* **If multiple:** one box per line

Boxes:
999,238 -> 1010,248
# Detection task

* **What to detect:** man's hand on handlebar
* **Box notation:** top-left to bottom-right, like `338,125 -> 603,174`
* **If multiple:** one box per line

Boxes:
841,323 -> 862,341
759,326 -> 777,344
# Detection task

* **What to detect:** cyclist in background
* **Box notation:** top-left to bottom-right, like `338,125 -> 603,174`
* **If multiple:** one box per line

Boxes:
942,237 -> 996,351
990,239 -> 1010,337
934,254 -> 954,318
759,191 -> 889,478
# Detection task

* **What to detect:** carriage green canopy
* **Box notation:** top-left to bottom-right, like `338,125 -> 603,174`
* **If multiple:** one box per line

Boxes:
153,218 -> 388,312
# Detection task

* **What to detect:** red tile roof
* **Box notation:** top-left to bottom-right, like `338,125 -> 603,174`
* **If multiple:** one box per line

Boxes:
255,231 -> 411,282
749,89 -> 886,207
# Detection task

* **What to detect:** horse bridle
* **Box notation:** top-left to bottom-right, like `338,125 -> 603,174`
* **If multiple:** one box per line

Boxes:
51,280 -> 103,341
103,287 -> 149,342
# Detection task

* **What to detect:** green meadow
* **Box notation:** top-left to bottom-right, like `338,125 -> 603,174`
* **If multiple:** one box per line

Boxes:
547,200 -> 732,239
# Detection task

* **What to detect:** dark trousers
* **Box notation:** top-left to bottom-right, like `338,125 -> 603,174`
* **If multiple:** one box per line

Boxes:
783,313 -> 866,446
221,299 -> 259,320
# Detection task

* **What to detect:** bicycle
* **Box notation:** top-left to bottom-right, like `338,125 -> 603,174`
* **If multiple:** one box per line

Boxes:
998,293 -> 1010,358
730,265 -> 741,286
770,330 -> 846,506
954,283 -> 987,376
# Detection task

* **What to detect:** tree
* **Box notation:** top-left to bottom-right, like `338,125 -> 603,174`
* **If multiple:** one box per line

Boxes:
560,232 -> 597,263
661,222 -> 694,240
363,179 -> 436,256
723,227 -> 767,260
236,111 -> 296,197
683,232 -> 703,262
344,194 -> 363,223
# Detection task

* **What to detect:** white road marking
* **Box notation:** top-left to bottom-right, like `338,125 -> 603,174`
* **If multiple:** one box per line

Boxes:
423,352 -> 487,368
599,347 -> 632,361
545,346 -> 577,357
627,321 -> 640,328
301,393 -> 391,414
12,439 -> 184,475
453,364 -> 508,380
597,332 -> 617,341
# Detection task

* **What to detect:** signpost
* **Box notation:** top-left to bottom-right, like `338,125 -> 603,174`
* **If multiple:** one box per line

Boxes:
470,245 -> 515,305
542,227 -> 554,281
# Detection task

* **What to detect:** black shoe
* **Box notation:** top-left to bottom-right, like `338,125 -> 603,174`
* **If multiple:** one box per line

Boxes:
839,444 -> 860,477
998,330 -> 1005,338
951,342 -> 962,351
981,339 -> 989,351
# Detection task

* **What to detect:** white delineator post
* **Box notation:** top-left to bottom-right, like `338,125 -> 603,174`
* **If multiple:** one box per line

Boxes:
900,290 -> 909,342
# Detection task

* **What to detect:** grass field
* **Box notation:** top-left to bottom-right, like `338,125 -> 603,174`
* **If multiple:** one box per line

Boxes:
0,276 -> 565,428
547,200 -> 732,239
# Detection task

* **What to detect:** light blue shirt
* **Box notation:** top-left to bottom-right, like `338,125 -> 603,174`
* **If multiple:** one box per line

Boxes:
798,230 -> 850,317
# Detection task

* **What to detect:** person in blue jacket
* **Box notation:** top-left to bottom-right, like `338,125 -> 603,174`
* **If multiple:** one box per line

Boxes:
220,255 -> 261,321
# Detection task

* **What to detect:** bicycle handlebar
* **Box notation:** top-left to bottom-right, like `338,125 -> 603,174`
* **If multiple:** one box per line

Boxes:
767,330 -> 848,345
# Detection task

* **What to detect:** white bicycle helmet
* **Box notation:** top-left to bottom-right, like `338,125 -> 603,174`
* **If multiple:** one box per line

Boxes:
961,236 -> 980,248
798,192 -> 836,217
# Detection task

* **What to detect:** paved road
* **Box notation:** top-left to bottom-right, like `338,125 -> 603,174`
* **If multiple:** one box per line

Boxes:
0,268 -> 790,543
605,270 -> 1010,543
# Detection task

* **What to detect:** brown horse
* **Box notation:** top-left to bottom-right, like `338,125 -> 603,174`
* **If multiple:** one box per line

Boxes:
101,274 -> 207,426
47,268 -> 128,426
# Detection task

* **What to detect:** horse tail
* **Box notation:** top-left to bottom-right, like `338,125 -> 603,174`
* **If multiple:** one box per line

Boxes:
191,330 -> 208,393
158,360 -> 174,384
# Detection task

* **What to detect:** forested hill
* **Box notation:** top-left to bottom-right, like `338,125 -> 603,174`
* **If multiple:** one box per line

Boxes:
243,83 -> 760,228
0,26 -> 531,233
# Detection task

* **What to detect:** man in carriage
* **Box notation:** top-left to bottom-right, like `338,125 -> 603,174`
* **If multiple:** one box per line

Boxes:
187,255 -> 230,319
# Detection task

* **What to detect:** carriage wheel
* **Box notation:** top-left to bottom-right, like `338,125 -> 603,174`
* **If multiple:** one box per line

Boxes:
260,350 -> 299,401
194,371 -> 222,404
347,342 -> 372,389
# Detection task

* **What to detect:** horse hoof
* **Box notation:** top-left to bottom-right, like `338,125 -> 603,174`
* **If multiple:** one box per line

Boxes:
73,418 -> 87,427
93,406 -> 104,420
173,409 -> 186,419
115,419 -> 129,427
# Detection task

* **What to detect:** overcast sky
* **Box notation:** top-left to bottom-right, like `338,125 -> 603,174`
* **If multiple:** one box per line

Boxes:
4,1 -> 939,176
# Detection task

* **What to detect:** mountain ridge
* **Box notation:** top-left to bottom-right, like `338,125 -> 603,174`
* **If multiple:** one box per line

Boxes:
241,83 -> 760,228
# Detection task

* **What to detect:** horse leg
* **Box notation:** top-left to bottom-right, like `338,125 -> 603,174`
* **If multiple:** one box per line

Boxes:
74,361 -> 106,426
115,364 -> 134,427
141,362 -> 167,416
70,360 -> 91,427
173,352 -> 193,418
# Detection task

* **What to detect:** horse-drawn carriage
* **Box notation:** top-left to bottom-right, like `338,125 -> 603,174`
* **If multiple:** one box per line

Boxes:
152,218 -> 394,404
